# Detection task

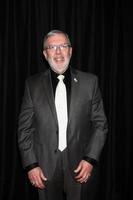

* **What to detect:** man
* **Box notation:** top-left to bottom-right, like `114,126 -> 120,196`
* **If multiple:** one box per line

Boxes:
18,30 -> 108,200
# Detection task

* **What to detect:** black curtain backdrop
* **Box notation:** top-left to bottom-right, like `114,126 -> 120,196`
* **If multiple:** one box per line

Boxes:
0,0 -> 132,200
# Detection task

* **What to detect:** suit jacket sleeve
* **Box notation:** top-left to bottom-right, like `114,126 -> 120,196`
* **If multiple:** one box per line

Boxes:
18,80 -> 38,169
84,76 -> 108,161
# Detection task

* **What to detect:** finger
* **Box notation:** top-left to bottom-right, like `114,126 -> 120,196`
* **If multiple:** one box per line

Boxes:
31,174 -> 45,189
75,166 -> 86,179
75,171 -> 84,179
75,170 -> 90,182
33,178 -> 45,189
31,181 -> 35,186
76,174 -> 88,183
78,173 -> 91,183
74,164 -> 82,173
40,171 -> 47,181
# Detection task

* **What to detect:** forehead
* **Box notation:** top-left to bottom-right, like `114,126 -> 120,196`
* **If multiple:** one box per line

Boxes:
46,33 -> 68,45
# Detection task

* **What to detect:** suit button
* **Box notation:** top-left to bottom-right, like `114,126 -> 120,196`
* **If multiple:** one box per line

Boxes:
54,149 -> 58,153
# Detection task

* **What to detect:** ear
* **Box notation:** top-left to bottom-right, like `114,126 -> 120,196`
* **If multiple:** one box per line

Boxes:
43,50 -> 48,60
69,47 -> 72,57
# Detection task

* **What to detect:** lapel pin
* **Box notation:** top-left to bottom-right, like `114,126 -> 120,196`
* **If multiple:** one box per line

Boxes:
74,77 -> 78,82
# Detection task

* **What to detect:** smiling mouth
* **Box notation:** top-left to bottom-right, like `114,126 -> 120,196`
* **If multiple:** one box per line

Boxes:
54,57 -> 64,62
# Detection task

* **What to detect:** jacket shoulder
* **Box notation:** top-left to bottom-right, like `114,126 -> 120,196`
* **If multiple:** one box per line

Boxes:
25,70 -> 48,85
74,69 -> 98,82
26,72 -> 43,82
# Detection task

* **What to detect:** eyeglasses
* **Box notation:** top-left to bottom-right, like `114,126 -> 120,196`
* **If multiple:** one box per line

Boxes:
45,44 -> 71,51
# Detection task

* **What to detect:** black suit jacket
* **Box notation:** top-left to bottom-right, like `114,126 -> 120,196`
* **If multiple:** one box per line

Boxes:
18,68 -> 108,179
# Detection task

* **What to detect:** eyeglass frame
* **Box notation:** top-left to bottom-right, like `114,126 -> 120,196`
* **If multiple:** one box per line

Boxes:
44,43 -> 71,51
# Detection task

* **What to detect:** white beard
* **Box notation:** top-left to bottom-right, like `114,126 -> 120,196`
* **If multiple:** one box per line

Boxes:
47,57 -> 70,74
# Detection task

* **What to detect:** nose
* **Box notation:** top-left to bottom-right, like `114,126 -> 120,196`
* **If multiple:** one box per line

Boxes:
55,46 -> 61,54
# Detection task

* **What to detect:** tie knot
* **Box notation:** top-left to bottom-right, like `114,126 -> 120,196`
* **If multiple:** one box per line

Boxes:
57,75 -> 65,81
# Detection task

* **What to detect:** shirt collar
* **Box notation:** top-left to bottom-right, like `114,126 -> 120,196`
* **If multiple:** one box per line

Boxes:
50,67 -> 71,83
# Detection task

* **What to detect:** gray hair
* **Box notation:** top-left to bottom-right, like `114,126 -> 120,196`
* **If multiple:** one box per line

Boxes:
43,30 -> 71,50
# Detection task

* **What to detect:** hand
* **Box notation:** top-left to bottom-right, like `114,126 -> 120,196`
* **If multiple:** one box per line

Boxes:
74,160 -> 93,183
28,167 -> 47,189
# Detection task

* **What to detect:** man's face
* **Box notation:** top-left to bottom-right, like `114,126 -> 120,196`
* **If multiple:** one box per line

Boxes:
43,33 -> 72,74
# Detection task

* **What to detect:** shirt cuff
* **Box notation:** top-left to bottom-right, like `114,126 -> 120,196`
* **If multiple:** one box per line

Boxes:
83,157 -> 97,166
25,163 -> 39,172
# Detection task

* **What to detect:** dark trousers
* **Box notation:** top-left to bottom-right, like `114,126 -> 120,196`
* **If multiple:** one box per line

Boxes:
38,149 -> 81,200
38,149 -> 99,200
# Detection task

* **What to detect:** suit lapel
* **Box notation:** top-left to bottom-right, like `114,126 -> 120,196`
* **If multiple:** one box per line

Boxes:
68,69 -> 79,123
41,70 -> 58,127
40,68 -> 80,127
